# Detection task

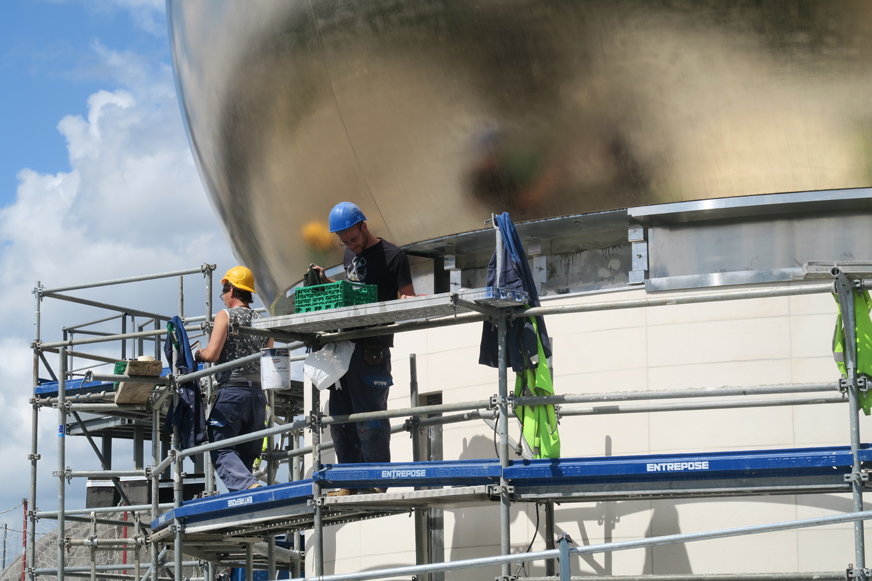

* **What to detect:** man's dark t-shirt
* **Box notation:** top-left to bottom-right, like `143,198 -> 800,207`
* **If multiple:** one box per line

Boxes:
343,238 -> 412,346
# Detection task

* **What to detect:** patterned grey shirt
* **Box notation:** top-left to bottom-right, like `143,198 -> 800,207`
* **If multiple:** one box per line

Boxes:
216,307 -> 269,384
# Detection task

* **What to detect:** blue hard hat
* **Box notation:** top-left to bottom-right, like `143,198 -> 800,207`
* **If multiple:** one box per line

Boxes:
328,202 -> 367,233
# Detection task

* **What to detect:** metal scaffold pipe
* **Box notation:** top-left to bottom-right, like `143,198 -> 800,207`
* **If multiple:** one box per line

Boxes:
557,394 -> 846,417
175,344 -> 300,384
204,265 -> 216,506
63,515 -> 149,529
150,398 -> 160,581
513,382 -> 839,407
291,509 -> 872,581
311,381 -> 324,577
30,281 -> 40,581
64,470 -> 149,479
41,292 -> 170,322
519,575 -> 845,581
152,418 -> 308,476
83,373 -> 169,385
833,272 -> 867,569
319,399 -> 493,427
264,410 -> 496,464
66,538 -> 143,547
32,561 -> 199,575
37,392 -> 113,405
38,325 -> 199,350
497,314 -> 510,578
37,504 -> 172,519
57,347 -> 66,581
37,348 -> 120,365
41,265 -> 215,294
63,313 -> 124,332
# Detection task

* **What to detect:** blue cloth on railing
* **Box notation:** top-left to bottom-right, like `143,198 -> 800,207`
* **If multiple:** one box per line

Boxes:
479,212 -> 551,372
163,316 -> 207,454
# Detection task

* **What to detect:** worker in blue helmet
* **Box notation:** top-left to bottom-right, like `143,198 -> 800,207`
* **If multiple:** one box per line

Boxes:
328,201 -> 367,234
311,202 -> 416,495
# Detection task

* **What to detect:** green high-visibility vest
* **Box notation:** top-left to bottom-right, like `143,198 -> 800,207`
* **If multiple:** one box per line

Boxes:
833,289 -> 872,415
513,318 -> 561,459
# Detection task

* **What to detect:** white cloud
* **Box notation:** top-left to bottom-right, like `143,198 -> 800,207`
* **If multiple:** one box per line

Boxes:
0,41 -> 237,512
96,0 -> 167,36
45,0 -> 166,36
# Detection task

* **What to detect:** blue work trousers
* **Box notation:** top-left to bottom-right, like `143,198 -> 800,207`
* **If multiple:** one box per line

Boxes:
329,343 -> 393,464
208,384 -> 266,492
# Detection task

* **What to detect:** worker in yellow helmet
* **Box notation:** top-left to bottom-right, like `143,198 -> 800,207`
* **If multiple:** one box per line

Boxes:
194,266 -> 273,491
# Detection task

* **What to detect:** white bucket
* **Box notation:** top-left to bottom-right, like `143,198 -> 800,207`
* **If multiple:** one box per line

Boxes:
261,348 -> 290,390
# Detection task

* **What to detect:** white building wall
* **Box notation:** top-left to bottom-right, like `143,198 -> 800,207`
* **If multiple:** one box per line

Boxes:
306,287 -> 870,577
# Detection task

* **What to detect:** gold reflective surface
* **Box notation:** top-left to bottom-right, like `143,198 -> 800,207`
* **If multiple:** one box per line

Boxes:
168,1 -> 872,307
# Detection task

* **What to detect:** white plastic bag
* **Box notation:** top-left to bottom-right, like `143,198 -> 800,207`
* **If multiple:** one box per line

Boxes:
304,341 -> 356,390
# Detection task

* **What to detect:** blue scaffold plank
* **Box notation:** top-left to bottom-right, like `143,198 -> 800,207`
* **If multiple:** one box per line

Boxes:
34,377 -> 115,397
149,446 -> 872,534
504,445 -> 872,487
151,479 -> 314,532
315,459 -> 503,488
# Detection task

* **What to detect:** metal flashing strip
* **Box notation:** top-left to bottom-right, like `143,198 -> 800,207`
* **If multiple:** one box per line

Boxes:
505,445 -> 872,486
629,187 -> 872,226
316,459 -> 503,488
646,268 -> 801,292
255,287 -> 527,334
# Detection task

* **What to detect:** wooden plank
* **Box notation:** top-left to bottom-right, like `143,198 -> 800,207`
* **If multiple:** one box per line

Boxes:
114,360 -> 162,404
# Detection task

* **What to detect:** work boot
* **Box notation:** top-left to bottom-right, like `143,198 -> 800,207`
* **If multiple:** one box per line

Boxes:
326,488 -> 357,497
248,482 -> 263,490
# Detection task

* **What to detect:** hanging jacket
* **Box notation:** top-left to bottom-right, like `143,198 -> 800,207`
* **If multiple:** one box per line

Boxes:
833,289 -> 872,415
514,318 -> 560,458
479,212 -> 551,372
163,316 -> 208,453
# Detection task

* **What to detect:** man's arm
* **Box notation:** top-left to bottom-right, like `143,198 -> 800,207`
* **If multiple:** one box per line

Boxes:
399,283 -> 416,299
394,249 -> 415,299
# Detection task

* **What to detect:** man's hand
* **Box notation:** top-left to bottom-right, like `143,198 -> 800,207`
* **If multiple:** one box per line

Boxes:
399,283 -> 416,299
309,264 -> 332,284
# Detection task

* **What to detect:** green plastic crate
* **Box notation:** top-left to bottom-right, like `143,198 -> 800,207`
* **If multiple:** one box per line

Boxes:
294,281 -> 378,313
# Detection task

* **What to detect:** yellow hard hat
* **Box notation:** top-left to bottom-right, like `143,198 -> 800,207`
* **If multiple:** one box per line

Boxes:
221,266 -> 256,294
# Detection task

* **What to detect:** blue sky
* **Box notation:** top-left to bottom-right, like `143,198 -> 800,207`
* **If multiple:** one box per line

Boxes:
0,1 -> 169,201
0,0 -> 239,536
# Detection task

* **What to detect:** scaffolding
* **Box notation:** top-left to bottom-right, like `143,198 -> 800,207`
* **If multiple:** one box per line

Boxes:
25,234 -> 872,580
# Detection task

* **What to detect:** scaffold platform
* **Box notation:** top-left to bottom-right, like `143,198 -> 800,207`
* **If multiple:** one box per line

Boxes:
35,366 -> 180,398
253,287 -> 527,334
31,262 -> 872,581
150,444 -> 872,548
